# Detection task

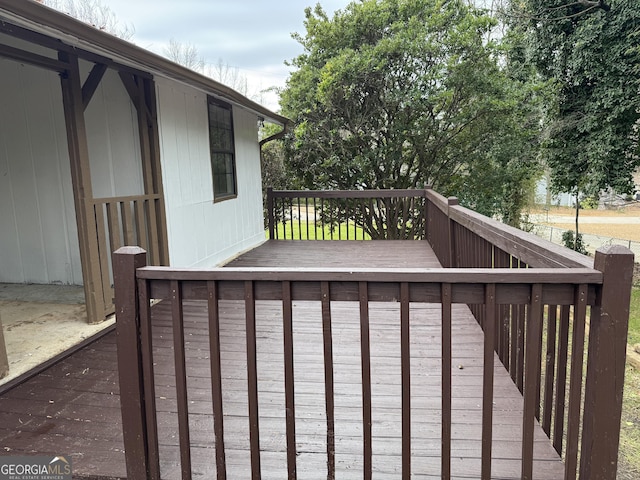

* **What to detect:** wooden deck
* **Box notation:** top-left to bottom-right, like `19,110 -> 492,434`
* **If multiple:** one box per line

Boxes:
0,241 -> 565,478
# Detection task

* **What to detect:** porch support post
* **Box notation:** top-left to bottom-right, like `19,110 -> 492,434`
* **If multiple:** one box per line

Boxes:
580,245 -> 634,478
58,51 -> 103,324
143,77 -> 170,265
119,73 -> 170,265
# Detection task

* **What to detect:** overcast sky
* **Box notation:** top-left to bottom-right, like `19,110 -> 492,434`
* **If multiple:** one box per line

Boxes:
103,0 -> 353,111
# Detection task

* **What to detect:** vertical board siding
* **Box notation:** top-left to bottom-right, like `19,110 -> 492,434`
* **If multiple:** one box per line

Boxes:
155,79 -> 265,269
0,60 -> 81,284
83,64 -> 145,199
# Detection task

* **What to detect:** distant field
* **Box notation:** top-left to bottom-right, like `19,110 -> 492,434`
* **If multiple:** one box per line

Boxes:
530,204 -> 640,217
545,223 -> 640,242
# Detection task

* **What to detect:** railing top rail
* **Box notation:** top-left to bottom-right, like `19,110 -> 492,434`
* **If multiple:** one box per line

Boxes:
269,189 -> 427,199
425,189 -> 594,269
91,193 -> 163,204
136,266 -> 602,284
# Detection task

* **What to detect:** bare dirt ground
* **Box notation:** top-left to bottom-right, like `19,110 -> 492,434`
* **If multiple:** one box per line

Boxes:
530,204 -> 640,241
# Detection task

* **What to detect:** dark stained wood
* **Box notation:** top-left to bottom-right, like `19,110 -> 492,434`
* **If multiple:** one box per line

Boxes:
0,298 -> 567,479
320,281 -> 336,478
481,284 -> 496,480
553,305 -> 570,455
580,246 -> 635,478
58,50 -> 103,324
441,283 -> 453,480
400,282 -> 411,478
282,281 -> 297,479
1,240 -> 569,479
542,305 -> 557,437
171,280 -> 192,480
426,189 -> 592,269
565,284 -> 588,480
138,270 -> 161,479
0,43 -> 67,72
113,247 -> 152,480
81,62 -> 108,110
522,284 -> 544,480
207,281 -> 227,480
359,282 -> 373,480
245,281 -> 261,479
226,240 -> 442,269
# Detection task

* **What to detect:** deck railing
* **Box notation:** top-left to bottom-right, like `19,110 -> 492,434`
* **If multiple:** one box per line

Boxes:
91,193 -> 165,315
266,188 -> 427,240
114,227 -> 633,478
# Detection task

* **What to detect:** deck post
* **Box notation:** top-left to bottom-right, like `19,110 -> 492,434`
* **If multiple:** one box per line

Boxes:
113,246 -> 151,480
447,197 -> 459,268
580,245 -> 634,479
267,187 -> 275,239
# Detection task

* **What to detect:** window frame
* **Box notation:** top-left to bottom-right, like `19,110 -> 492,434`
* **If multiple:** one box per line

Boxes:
207,96 -> 238,202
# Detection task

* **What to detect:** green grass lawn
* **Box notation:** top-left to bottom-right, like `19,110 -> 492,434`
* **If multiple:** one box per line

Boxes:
269,220 -> 370,240
619,285 -> 640,479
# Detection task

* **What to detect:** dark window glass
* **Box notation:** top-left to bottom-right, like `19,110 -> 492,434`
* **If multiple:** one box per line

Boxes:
208,98 -> 236,200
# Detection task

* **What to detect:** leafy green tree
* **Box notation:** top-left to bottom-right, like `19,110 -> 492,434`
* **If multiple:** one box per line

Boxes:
280,0 -> 542,230
508,0 -> 640,248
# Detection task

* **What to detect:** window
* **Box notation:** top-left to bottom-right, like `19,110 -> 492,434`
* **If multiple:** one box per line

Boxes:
208,97 -> 237,200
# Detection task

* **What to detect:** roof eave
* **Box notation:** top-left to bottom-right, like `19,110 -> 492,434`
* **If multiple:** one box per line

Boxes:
0,0 -> 289,126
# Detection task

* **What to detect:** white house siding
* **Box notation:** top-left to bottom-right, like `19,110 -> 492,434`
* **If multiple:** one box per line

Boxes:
0,52 -> 146,285
0,59 -> 82,284
82,63 -> 145,199
156,78 -> 265,267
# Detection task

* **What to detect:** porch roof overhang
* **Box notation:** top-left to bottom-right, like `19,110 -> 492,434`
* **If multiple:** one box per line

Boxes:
0,0 -> 289,127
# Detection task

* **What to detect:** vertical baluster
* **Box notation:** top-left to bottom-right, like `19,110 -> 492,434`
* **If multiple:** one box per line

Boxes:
359,282 -> 372,479
400,282 -> 411,477
521,284 -> 543,480
281,198 -> 286,240
297,197 -> 301,239
441,283 -> 452,480
207,281 -> 226,479
553,305 -> 570,454
330,199 -> 334,240
138,275 -> 161,480
482,284 -> 496,480
245,281 -> 261,479
289,198 -> 294,240
282,281 -> 297,479
304,197 -> 311,240
321,282 -> 335,479
542,305 -> 558,436
313,197 -> 318,240
171,280 -> 192,479
516,265 -> 526,393
564,284 -> 588,480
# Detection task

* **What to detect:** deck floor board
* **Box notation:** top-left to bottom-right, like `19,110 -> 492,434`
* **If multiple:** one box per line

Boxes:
0,241 -> 564,478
